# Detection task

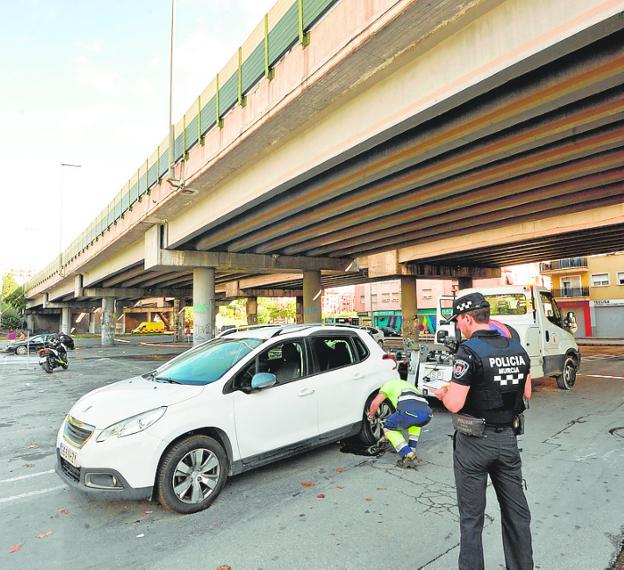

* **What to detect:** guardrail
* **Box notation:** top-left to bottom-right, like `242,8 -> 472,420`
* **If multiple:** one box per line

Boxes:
552,287 -> 590,297
26,0 -> 338,293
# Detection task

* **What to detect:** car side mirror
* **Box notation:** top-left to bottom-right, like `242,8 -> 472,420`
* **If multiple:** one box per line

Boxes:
251,372 -> 277,390
435,330 -> 448,344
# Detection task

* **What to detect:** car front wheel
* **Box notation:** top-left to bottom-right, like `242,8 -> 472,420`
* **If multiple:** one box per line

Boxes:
156,435 -> 228,514
15,345 -> 27,355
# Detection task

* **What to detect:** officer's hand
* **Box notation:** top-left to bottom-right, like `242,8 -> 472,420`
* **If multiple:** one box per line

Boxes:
433,386 -> 448,400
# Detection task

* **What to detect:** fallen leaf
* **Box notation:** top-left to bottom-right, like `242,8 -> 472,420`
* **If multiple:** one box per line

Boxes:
217,566 -> 232,570
301,482 -> 315,488
23,464 -> 33,468
365,497 -> 373,502
335,467 -> 345,473
316,493 -> 325,499
136,534 -> 145,538
58,508 -> 70,516
336,486 -> 344,490
9,544 -> 22,553
27,444 -> 39,449
143,510 -> 153,515
37,531 -> 53,539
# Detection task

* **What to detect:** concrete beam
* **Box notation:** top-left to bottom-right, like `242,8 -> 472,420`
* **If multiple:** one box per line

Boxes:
224,280 -> 303,298
146,246 -> 353,274
397,203 -> 624,263
146,225 -> 353,273
82,287 -> 194,298
365,251 -> 500,279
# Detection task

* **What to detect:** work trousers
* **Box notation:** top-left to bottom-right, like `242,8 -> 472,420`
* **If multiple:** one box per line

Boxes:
453,427 -> 533,570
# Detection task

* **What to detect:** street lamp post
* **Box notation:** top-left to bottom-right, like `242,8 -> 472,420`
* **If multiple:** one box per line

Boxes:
59,163 -> 81,274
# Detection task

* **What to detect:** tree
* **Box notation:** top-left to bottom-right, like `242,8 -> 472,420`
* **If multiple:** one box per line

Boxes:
0,305 -> 21,329
2,273 -> 19,300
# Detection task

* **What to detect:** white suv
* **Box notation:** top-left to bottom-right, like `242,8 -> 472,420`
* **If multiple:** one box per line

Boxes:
56,325 -> 398,513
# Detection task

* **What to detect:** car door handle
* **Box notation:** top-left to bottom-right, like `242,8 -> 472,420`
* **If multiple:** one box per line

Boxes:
298,388 -> 315,397
352,372 -> 363,380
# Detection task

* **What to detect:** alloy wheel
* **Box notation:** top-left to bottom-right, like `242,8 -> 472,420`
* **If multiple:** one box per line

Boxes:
172,448 -> 221,504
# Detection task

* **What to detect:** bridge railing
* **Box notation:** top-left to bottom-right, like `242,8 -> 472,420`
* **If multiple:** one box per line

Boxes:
26,0 -> 338,293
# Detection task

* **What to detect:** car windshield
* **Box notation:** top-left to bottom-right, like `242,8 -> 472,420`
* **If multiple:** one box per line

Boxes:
152,337 -> 264,386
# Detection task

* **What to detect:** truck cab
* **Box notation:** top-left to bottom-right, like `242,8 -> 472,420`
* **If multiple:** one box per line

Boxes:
418,285 -> 580,392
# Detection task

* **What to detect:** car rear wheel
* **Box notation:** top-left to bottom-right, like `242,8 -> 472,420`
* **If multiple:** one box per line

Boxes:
358,397 -> 394,446
157,435 -> 228,514
16,345 -> 27,355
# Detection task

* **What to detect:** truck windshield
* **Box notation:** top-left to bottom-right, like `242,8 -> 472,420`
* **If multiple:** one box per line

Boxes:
484,294 -> 529,316
153,338 -> 264,385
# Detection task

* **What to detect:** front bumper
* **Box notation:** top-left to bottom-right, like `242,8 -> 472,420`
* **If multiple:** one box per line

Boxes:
55,451 -> 152,500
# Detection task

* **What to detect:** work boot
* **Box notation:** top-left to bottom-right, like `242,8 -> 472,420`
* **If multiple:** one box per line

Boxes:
396,451 -> 417,468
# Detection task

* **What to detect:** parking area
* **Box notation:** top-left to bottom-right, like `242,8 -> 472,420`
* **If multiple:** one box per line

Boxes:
0,342 -> 623,569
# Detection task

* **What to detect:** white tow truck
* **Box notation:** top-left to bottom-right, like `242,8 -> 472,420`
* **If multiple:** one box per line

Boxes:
415,285 -> 581,394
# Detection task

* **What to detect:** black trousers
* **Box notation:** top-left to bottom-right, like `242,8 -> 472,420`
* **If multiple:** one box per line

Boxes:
453,427 -> 533,570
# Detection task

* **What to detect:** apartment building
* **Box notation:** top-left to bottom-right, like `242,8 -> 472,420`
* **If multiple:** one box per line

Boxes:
540,252 -> 624,337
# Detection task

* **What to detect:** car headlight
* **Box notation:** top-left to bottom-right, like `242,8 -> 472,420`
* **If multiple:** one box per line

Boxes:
96,407 -> 167,442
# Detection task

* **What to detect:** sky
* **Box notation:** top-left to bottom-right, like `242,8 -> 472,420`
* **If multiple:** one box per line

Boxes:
0,0 -> 275,278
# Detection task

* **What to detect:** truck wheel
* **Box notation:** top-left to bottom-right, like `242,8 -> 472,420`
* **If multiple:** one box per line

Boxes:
156,435 -> 228,514
555,356 -> 577,390
358,397 -> 394,446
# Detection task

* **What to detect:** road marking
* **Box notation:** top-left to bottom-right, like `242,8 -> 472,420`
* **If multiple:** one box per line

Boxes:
0,485 -> 66,504
578,373 -> 624,380
0,469 -> 55,484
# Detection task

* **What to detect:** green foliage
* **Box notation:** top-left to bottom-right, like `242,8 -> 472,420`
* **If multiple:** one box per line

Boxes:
1,274 -> 25,328
1,273 -> 19,299
0,305 -> 21,329
4,285 -> 26,312
258,299 -> 295,324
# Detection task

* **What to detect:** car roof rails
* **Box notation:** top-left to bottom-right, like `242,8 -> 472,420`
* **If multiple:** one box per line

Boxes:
270,323 -> 324,337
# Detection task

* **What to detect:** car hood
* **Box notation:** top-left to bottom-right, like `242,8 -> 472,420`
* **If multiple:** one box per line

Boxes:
68,376 -> 204,428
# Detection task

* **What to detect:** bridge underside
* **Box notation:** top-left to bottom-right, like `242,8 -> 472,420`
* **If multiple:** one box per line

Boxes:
179,28 -> 623,278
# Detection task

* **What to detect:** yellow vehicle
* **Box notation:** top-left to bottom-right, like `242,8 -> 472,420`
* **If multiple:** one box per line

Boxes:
132,321 -> 165,334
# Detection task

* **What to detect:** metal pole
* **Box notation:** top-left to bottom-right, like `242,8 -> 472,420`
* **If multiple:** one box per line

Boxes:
168,0 -> 176,180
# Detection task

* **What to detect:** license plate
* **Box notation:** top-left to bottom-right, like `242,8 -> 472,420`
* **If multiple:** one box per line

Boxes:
60,443 -> 79,467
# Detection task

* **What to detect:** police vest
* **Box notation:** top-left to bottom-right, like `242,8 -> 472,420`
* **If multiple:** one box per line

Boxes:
460,336 -> 529,424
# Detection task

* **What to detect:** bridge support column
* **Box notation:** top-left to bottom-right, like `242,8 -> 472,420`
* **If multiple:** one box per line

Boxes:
457,277 -> 473,290
60,307 -> 71,334
26,314 -> 34,335
193,267 -> 215,345
101,297 -> 115,347
246,297 -> 258,325
400,277 -> 418,345
303,271 -> 322,324
296,296 -> 304,324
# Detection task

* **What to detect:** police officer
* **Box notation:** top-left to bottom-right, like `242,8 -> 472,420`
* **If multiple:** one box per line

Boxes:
434,292 -> 533,570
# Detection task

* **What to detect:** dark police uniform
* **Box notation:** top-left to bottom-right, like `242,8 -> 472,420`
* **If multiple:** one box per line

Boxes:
452,329 -> 533,570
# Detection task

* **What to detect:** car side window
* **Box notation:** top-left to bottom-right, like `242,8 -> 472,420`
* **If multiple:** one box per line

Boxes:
236,339 -> 306,390
352,336 -> 369,362
311,336 -> 356,372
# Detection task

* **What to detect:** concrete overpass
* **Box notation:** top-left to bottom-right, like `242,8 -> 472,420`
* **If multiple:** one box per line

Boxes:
25,0 -> 624,344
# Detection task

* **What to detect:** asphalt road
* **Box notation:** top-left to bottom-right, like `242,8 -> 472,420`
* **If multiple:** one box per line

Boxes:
0,343 -> 622,570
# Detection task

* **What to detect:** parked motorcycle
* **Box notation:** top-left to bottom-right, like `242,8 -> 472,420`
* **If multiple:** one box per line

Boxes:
38,340 -> 69,374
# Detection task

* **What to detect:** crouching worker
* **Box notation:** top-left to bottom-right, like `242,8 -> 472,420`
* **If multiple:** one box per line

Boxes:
368,379 -> 432,467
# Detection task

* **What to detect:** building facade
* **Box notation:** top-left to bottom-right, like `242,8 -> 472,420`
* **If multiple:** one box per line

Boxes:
540,252 -> 624,337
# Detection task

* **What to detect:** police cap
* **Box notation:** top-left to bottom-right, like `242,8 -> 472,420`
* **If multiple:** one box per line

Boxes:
448,292 -> 490,321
